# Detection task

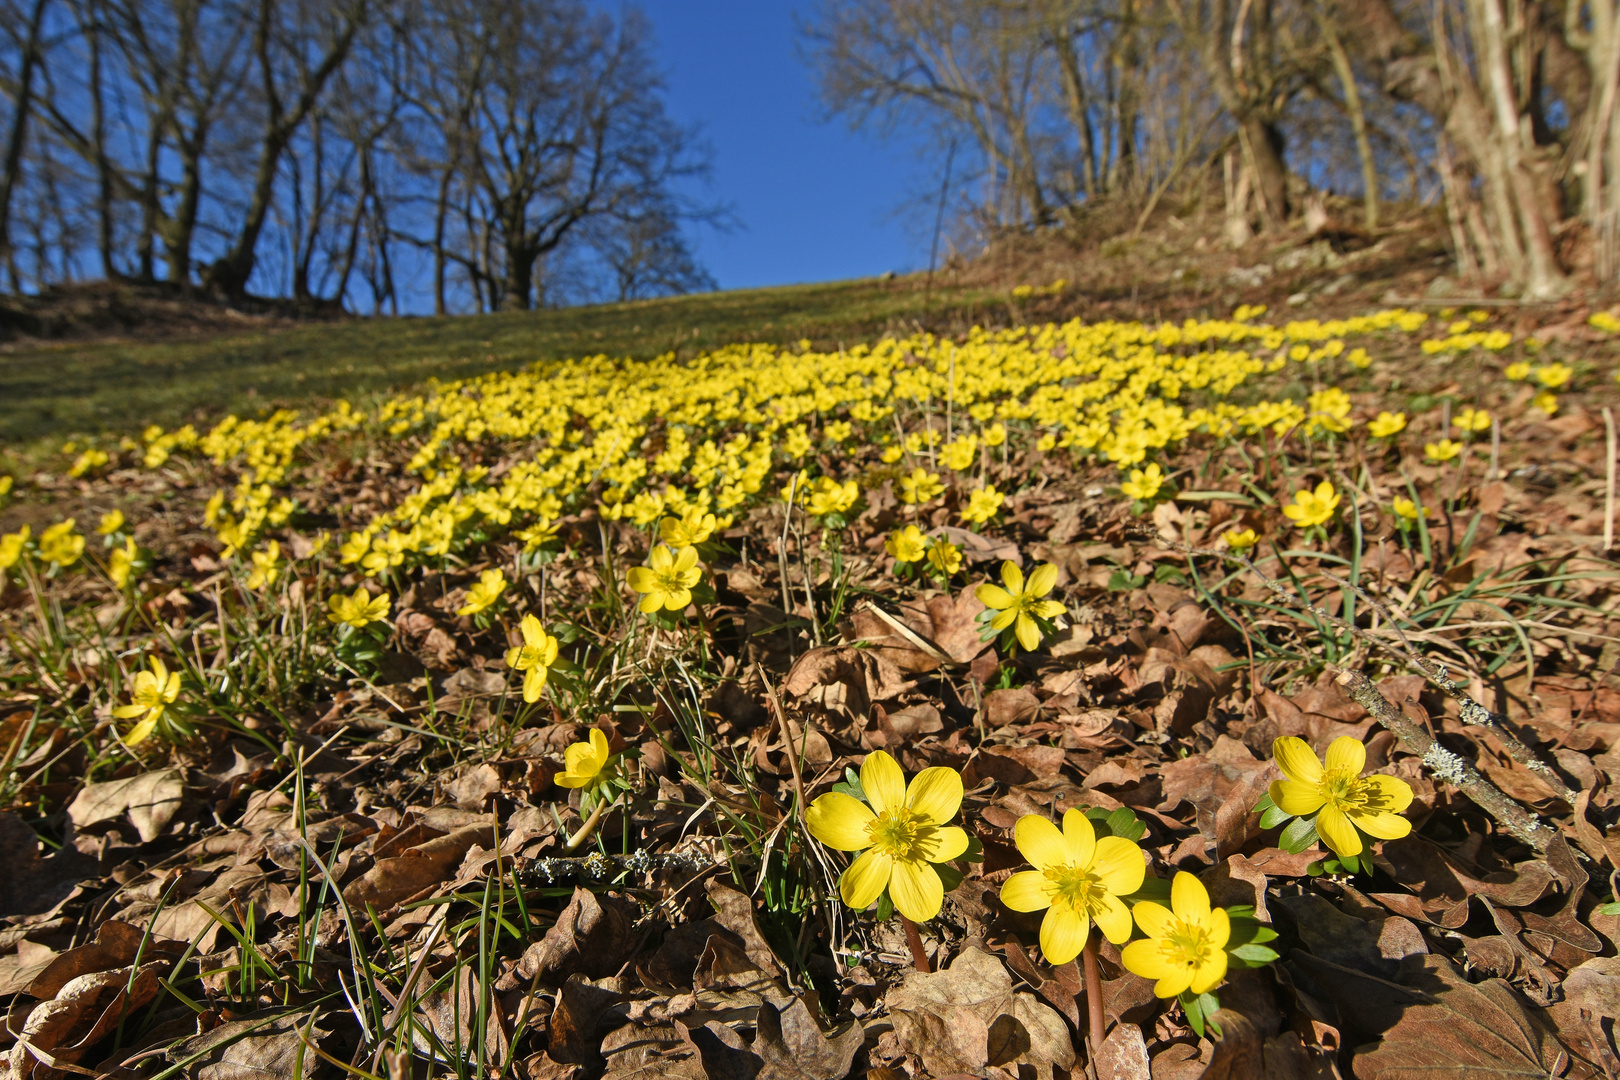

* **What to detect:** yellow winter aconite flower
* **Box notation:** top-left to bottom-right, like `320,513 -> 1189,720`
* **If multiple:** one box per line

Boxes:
1367,412 -> 1406,438
1392,496 -> 1429,522
1425,438 -> 1463,462
1282,482 -> 1339,529
0,526 -> 30,571
1453,407 -> 1491,433
1121,462 -> 1164,501
806,476 -> 859,518
0,476 -> 11,498
556,727 -> 614,789
68,449 -> 109,479
1533,390 -> 1560,414
506,614 -> 559,703
824,420 -> 852,443
327,587 -> 391,629
1590,311 -> 1620,333
899,467 -> 945,505
925,537 -> 963,576
247,540 -> 281,591
1121,872 -> 1230,998
38,520 -> 84,568
880,445 -> 904,464
983,422 -> 1007,447
961,484 -> 1004,524
1505,361 -> 1533,381
1000,810 -> 1146,964
115,657 -> 182,746
804,750 -> 968,923
627,544 -> 702,613
886,525 -> 927,563
1535,362 -> 1573,389
108,537 -> 139,589
97,510 -> 125,536
1222,528 -> 1258,551
976,561 -> 1065,652
457,568 -> 508,615
1269,736 -> 1413,857
660,509 -> 716,549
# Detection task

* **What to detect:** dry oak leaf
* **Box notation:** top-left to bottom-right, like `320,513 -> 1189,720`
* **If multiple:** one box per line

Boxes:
518,886 -> 640,988
67,768 -> 185,843
1297,953 -> 1586,1079
341,824 -> 489,911
0,811 -> 98,918
753,997 -> 864,1080
166,1012 -> 332,1080
886,946 -> 1075,1080
10,961 -> 166,1080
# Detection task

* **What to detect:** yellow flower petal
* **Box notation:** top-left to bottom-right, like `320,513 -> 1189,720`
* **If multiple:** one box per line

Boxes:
1272,736 -> 1324,784
626,567 -> 655,591
989,608 -> 1017,632
1315,803 -> 1362,856
523,667 -> 546,703
1189,947 -> 1228,994
1270,778 -> 1327,817
1349,807 -> 1412,841
1015,814 -> 1070,871
1040,903 -> 1089,966
1170,871 -> 1210,921
1121,938 -> 1181,982
975,583 -> 1013,610
1027,563 -> 1058,597
1205,906 -> 1231,951
113,704 -> 148,719
806,792 -> 877,851
1131,900 -> 1176,939
917,824 -> 969,863
841,848 -> 892,910
1000,561 -> 1024,594
672,545 -> 699,572
1061,808 -> 1096,867
564,741 -> 597,778
1014,613 -> 1042,652
1092,892 -> 1134,945
124,715 -> 158,746
889,859 -> 944,922
1090,836 -> 1146,896
906,767 -> 963,826
1362,773 -> 1415,813
1323,736 -> 1366,775
861,750 -> 907,816
589,727 -> 610,762
1000,870 -> 1053,912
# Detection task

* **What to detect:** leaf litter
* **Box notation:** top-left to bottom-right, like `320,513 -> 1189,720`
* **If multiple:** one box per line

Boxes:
8,304 -> 1620,1077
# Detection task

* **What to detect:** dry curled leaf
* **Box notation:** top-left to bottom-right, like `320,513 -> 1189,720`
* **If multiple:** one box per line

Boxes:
66,768 -> 185,843
885,946 -> 1075,1080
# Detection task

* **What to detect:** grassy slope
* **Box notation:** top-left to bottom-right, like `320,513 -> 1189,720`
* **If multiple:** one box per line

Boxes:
0,277 -> 993,443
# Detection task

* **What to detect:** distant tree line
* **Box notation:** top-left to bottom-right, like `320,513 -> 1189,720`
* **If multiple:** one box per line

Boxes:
0,0 -> 719,313
803,0 -> 1620,298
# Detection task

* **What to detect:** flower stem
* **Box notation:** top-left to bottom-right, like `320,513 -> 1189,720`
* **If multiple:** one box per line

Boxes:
563,791 -> 618,854
899,914 -> 930,973
1081,931 -> 1106,1059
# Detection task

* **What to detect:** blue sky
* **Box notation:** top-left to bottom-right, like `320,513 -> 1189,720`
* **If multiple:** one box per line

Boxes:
629,2 -> 931,289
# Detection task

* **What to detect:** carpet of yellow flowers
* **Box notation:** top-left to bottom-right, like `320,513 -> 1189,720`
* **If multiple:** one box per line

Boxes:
3,299 -> 1620,1078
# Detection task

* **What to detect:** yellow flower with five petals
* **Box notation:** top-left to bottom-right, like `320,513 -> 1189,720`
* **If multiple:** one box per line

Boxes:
1120,872 -> 1230,998
327,587 -> 390,628
1282,481 -> 1339,528
556,728 -> 614,789
976,562 -> 1065,652
1000,810 -> 1145,964
804,750 -> 968,923
1269,736 -> 1413,857
506,614 -> 560,703
115,657 -> 182,746
627,544 -> 703,613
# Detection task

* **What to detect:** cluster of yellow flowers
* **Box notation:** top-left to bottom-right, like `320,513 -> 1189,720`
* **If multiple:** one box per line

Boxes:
805,736 -> 1411,1019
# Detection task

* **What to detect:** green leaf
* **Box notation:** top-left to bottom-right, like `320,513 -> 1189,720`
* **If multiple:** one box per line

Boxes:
1099,806 -> 1147,842
1252,792 -> 1275,815
1179,990 -> 1223,1039
1338,850 -> 1361,874
1229,943 -> 1281,965
875,891 -> 894,921
1306,859 -> 1326,877
1598,901 -> 1620,916
831,767 -> 866,802
936,863 -> 964,892
1258,804 -> 1292,830
1278,815 -> 1320,854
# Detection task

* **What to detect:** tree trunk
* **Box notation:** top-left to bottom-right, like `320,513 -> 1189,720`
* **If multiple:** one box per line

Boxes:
1242,115 -> 1289,226
0,0 -> 52,287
